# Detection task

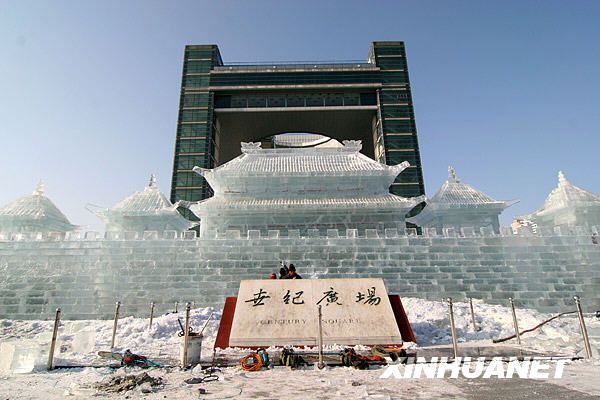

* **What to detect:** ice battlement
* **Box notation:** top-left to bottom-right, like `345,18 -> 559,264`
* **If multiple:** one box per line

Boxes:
0,223 -> 597,242
1,225 -> 599,320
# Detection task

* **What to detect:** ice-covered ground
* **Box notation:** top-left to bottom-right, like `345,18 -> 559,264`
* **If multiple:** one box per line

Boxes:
1,298 -> 599,399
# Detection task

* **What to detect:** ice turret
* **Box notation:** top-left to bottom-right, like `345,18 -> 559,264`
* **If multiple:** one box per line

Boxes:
191,141 -> 424,237
0,181 -> 77,233
91,175 -> 197,233
524,171 -> 600,230
407,166 -> 511,234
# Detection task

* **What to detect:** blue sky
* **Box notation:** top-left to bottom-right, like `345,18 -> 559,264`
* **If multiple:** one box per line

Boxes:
1,0 -> 599,231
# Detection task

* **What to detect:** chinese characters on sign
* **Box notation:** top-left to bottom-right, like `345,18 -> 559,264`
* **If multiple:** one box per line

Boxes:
244,286 -> 382,307
356,287 -> 381,306
283,290 -> 305,305
244,288 -> 271,307
317,287 -> 342,306
230,279 -> 401,347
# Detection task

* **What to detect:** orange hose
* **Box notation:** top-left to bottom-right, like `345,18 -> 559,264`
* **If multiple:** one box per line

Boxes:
240,353 -> 264,372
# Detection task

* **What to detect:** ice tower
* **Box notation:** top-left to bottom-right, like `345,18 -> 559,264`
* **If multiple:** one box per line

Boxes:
0,182 -> 77,234
525,171 -> 600,231
190,141 -> 424,237
91,175 -> 197,233
406,166 -> 510,234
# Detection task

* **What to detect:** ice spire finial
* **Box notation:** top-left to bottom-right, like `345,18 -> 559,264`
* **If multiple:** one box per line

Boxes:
448,166 -> 459,183
342,140 -> 362,151
33,180 -> 44,196
148,174 -> 157,187
241,142 -> 262,153
558,170 -> 567,185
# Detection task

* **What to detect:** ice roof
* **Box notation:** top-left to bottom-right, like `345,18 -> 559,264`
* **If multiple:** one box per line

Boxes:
195,141 -> 407,177
192,194 -> 423,213
109,175 -> 174,214
92,175 -> 195,232
0,182 -> 76,232
428,166 -> 506,207
529,171 -> 600,217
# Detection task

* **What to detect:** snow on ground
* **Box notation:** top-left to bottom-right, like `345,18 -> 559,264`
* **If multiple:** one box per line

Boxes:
401,297 -> 598,356
1,307 -> 219,369
1,298 -> 599,399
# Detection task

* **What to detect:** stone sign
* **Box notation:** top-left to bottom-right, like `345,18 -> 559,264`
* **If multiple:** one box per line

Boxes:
229,278 -> 402,346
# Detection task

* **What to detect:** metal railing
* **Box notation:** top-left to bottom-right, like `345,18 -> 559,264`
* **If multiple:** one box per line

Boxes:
40,294 -> 599,371
447,295 -> 596,360
214,61 -> 376,72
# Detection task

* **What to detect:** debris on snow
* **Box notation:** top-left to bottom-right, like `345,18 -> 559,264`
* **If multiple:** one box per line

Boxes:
95,372 -> 164,393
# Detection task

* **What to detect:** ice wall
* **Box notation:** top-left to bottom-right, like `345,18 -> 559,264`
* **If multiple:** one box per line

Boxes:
0,227 -> 599,320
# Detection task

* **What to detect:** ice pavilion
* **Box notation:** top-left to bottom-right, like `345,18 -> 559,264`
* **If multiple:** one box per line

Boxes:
406,166 -> 510,234
90,175 -> 196,233
0,182 -> 76,234
190,140 -> 424,237
525,171 -> 600,231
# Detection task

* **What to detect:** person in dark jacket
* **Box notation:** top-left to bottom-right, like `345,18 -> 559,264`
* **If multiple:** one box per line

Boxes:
286,264 -> 302,279
279,266 -> 289,279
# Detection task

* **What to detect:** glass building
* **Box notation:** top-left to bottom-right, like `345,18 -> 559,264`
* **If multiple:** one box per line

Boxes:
170,42 -> 425,217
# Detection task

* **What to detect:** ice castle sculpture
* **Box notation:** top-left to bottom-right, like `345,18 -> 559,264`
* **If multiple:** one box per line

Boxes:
1,158 -> 600,320
0,181 -> 77,234
525,171 -> 600,231
191,140 -> 424,237
90,175 -> 197,233
406,166 -> 510,234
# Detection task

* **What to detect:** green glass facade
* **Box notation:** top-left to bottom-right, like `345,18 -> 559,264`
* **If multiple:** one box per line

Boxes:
171,42 -> 425,208
370,42 -> 425,198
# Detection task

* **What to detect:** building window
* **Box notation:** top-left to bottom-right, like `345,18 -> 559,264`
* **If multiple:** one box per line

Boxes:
177,139 -> 208,153
183,76 -> 209,88
248,95 -> 266,107
185,61 -> 212,74
175,172 -> 204,187
176,155 -> 209,170
183,94 -> 210,107
181,110 -> 208,122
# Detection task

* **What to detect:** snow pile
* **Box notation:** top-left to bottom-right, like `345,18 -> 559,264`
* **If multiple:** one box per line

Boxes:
0,308 -> 219,372
1,298 -> 598,374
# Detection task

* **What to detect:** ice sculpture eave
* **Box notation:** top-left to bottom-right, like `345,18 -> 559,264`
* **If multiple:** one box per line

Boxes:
407,166 -> 511,234
92,175 -> 197,233
191,141 -> 424,237
524,171 -> 600,229
0,182 -> 77,234
194,141 -> 409,196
